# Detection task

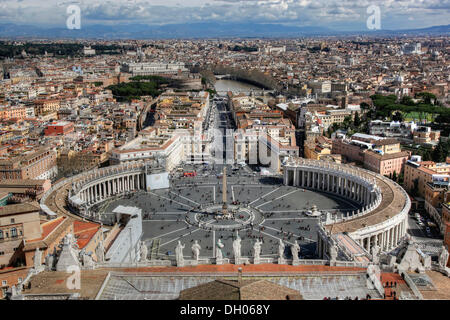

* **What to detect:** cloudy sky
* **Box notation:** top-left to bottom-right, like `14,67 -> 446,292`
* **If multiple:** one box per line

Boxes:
0,0 -> 449,30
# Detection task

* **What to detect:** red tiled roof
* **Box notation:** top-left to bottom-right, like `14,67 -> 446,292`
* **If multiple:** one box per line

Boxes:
27,216 -> 67,243
73,220 -> 101,249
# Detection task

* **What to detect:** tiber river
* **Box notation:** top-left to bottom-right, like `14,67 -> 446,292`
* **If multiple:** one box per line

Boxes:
214,79 -> 262,93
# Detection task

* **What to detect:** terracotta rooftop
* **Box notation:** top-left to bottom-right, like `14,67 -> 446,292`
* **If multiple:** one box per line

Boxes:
27,216 -> 67,244
24,216 -> 73,251
21,270 -> 109,300
73,220 -> 101,249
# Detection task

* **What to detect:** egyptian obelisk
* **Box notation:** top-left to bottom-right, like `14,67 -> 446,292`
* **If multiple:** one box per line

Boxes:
222,166 -> 228,215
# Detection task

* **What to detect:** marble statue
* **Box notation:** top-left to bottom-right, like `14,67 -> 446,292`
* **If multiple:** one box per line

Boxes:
82,251 -> 95,268
438,245 -> 449,269
45,253 -> 54,271
216,239 -> 224,260
33,248 -> 43,270
371,240 -> 381,265
175,241 -> 185,266
96,240 -> 105,263
140,241 -> 148,262
329,243 -> 338,262
232,234 -> 242,262
191,240 -> 201,261
291,241 -> 300,261
10,285 -> 18,297
423,254 -> 432,270
253,240 -> 262,261
66,233 -> 79,252
278,239 -> 285,260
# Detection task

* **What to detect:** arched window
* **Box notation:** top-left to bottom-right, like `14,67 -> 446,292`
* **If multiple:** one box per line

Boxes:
11,228 -> 17,237
0,230 -> 3,239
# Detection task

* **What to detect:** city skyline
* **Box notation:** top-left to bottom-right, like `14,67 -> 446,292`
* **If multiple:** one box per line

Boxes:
0,2 -> 449,302
0,0 -> 449,33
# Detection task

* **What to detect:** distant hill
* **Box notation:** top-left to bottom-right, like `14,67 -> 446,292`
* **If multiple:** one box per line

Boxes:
0,22 -> 448,39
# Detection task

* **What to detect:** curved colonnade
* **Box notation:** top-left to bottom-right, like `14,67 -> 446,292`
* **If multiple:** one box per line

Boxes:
41,158 -> 411,258
283,158 -> 411,254
41,161 -> 156,222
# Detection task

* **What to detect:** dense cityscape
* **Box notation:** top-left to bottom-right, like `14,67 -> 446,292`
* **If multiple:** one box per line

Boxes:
0,16 -> 449,303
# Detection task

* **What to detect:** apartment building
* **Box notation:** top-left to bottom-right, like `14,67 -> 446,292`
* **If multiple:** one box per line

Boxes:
0,179 -> 51,202
332,134 -> 410,176
0,202 -> 41,267
0,148 -> 58,180
44,121 -> 75,136
33,99 -> 60,116
121,62 -> 188,76
413,126 -> 441,145
304,135 -> 332,160
0,106 -> 27,121
230,94 -> 299,171
424,177 -> 450,233
443,203 -> 450,257
404,158 -> 450,198
109,131 -> 185,172
369,120 -> 417,139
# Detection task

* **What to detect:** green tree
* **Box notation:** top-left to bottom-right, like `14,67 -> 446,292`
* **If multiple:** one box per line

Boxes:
353,111 -> 361,127
400,95 -> 414,106
416,92 -> 437,105
398,172 -> 404,185
360,102 -> 370,110
422,150 -> 432,161
431,139 -> 450,163
412,178 -> 419,197
342,115 -> 352,128
392,171 -> 398,182
392,111 -> 404,122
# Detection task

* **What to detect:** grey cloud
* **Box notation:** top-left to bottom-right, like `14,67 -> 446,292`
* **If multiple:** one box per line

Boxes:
0,0 -> 447,30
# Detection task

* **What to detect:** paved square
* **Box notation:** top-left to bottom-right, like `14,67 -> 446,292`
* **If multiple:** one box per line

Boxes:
102,170 -> 363,261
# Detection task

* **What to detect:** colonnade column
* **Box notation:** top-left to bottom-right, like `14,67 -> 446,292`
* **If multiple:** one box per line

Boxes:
302,171 -> 306,187
394,225 -> 398,246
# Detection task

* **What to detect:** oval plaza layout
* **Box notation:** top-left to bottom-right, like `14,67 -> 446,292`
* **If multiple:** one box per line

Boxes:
44,156 -> 410,266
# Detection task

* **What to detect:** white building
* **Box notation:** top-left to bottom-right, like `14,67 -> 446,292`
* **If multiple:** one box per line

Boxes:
121,62 -> 188,76
369,120 -> 417,139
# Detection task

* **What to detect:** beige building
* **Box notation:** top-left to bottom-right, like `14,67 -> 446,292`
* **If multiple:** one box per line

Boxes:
0,148 -> 57,180
304,136 -> 333,161
413,126 -> 440,145
109,129 -> 185,172
0,202 -> 41,267
404,159 -> 450,198
0,179 -> 51,202
34,99 -> 61,116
